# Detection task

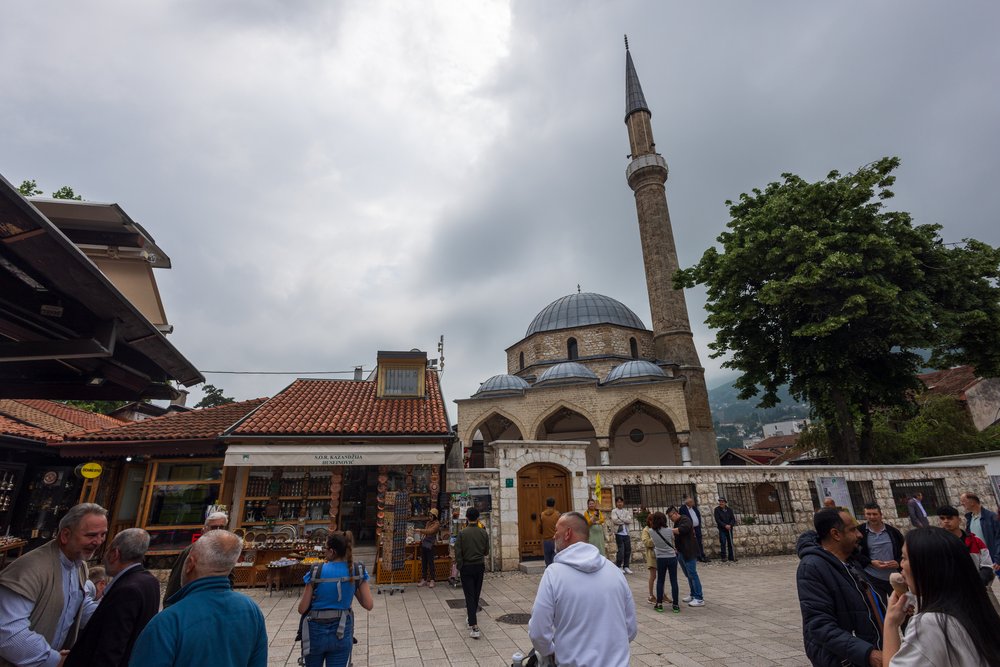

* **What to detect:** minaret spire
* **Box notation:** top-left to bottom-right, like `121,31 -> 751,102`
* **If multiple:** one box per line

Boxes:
622,41 -> 717,464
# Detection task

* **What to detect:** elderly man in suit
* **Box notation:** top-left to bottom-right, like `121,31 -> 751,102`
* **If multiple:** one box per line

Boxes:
961,492 -> 1000,574
906,492 -> 930,528
65,528 -> 160,667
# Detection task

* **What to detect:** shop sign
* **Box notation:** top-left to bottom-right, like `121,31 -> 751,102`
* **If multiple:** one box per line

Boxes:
224,444 -> 445,467
80,462 -> 103,479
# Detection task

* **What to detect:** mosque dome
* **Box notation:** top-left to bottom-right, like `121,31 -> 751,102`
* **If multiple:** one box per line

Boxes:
525,293 -> 647,337
474,374 -> 530,397
604,360 -> 667,385
535,362 -> 599,386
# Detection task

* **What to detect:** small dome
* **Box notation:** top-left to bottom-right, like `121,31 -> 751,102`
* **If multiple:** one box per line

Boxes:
474,374 -> 530,396
526,293 -> 646,337
604,360 -> 667,385
535,362 -> 599,386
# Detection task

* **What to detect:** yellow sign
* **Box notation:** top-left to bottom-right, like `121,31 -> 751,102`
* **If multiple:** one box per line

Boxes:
80,462 -> 103,479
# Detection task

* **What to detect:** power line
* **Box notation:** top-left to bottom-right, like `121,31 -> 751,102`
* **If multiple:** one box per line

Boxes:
199,369 -> 368,376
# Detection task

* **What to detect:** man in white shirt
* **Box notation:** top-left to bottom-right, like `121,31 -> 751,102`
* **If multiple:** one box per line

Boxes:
610,497 -> 633,574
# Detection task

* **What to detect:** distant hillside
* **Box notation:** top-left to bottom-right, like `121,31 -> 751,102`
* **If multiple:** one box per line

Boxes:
708,380 -> 810,430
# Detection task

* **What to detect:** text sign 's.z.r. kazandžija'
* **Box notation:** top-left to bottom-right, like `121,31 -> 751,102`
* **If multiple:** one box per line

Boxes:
313,453 -> 364,465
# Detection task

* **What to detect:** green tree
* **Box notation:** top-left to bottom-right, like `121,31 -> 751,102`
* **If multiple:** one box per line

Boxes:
676,157 -> 1000,464
17,179 -> 42,196
63,400 -> 130,415
51,185 -> 82,200
195,384 -> 235,408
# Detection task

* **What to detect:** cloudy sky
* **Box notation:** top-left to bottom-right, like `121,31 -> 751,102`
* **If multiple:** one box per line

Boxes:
2,2 -> 998,419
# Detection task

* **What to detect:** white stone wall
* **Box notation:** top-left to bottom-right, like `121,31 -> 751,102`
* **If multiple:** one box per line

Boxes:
448,441 -> 994,570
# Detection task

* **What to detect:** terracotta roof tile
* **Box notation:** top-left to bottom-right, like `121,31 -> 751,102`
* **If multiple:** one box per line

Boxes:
232,372 -> 450,436
918,365 -> 980,400
750,433 -> 799,451
0,414 -> 61,442
12,399 -> 124,431
63,398 -> 268,443
0,400 -> 81,436
721,448 -> 778,465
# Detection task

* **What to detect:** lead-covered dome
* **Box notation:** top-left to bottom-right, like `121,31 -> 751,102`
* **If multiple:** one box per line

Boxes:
526,293 -> 646,337
604,360 -> 667,385
535,362 -> 599,386
474,374 -> 530,397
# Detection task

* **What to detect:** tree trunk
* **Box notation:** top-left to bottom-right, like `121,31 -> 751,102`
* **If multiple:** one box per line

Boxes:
858,398 -> 874,464
829,389 -> 861,464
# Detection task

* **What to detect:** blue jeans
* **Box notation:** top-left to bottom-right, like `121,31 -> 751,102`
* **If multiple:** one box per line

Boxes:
677,553 -> 703,601
655,556 -> 678,606
303,614 -> 354,667
543,539 -> 556,566
719,528 -> 735,560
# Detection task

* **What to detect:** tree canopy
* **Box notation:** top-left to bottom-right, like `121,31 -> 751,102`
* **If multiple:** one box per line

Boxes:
17,179 -> 83,200
195,384 -> 235,408
676,157 -> 1000,464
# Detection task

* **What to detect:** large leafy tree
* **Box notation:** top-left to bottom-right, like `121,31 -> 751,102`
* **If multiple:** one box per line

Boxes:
676,157 -> 1000,464
195,384 -> 235,408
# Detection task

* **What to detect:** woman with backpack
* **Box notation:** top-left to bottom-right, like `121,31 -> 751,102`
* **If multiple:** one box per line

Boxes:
648,511 -> 680,613
297,532 -> 374,667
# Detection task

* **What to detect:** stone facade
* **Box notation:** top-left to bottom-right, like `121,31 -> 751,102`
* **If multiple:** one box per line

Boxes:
448,438 -> 994,570
505,324 -> 655,378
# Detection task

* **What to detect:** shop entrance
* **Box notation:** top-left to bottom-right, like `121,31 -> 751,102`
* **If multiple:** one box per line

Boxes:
340,467 -> 379,545
517,463 -> 570,559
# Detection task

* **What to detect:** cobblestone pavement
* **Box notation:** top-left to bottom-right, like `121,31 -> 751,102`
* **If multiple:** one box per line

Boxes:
248,555 -> 809,666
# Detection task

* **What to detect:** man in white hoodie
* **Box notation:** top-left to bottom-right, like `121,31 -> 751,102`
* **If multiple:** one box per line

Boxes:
528,511 -> 637,666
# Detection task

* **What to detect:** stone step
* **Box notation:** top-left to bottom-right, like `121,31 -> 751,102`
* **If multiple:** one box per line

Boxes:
518,560 -> 546,575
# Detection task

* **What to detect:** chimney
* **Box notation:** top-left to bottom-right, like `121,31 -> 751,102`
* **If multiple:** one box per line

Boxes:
170,389 -> 189,407
354,366 -> 363,381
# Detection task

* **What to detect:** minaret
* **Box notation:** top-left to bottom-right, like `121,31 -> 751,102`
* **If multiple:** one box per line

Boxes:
624,38 -> 717,464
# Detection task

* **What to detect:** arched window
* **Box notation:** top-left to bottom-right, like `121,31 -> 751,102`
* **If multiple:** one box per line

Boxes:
519,351 -> 525,370
567,338 -> 578,360
629,337 -> 638,359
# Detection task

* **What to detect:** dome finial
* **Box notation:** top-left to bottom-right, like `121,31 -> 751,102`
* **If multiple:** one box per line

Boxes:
624,34 -> 629,51
577,283 -> 581,294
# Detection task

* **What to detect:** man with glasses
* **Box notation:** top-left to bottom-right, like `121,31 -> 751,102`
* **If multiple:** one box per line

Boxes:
163,511 -> 229,607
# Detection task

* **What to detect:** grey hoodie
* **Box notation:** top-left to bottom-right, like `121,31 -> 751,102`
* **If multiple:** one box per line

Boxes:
648,526 -> 677,559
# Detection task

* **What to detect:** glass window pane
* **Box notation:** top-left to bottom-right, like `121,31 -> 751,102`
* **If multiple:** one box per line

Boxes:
147,484 -> 220,526
384,368 -> 419,396
147,528 -> 199,552
155,461 -> 223,482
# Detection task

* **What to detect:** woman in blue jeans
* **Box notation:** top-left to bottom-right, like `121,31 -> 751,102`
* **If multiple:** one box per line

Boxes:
648,511 -> 680,613
297,532 -> 374,667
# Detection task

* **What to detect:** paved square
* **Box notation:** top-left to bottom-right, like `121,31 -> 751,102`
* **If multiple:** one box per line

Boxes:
249,555 -> 809,666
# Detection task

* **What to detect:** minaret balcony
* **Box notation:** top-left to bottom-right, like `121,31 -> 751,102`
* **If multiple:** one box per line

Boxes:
626,153 -> 669,185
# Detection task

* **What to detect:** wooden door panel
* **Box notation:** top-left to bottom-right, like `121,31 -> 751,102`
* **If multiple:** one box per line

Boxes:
517,464 -> 570,559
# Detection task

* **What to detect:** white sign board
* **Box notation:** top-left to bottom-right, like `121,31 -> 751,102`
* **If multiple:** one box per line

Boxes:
224,443 -> 445,467
815,475 -> 853,512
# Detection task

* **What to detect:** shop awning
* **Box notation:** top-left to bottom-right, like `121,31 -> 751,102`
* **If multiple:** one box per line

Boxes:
223,443 -> 445,467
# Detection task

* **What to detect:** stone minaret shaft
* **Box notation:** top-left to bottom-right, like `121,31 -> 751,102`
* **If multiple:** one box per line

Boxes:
624,41 -> 717,463
624,46 -> 700,368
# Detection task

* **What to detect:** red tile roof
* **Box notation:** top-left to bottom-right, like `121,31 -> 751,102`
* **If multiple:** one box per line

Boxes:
0,414 -> 61,442
0,399 -> 123,436
750,433 -> 799,451
721,448 -> 778,465
63,398 -> 268,444
918,365 -> 980,400
230,372 -> 450,437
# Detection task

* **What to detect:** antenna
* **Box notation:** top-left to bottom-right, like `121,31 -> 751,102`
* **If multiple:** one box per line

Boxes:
438,335 -> 445,373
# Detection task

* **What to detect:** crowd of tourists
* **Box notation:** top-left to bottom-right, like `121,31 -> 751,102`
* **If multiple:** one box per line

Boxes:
796,491 -> 1000,666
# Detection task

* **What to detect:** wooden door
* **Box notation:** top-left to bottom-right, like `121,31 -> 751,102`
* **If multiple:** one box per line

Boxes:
517,464 -> 569,558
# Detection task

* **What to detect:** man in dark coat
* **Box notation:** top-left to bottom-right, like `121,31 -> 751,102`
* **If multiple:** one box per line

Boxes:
713,498 -> 737,562
854,503 -> 904,604
796,508 -> 883,667
667,506 -> 704,606
163,511 -> 229,607
906,492 -> 929,528
679,497 -> 708,562
66,528 -> 160,667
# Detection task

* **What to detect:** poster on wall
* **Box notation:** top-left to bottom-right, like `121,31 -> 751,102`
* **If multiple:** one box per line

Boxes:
815,476 -> 852,511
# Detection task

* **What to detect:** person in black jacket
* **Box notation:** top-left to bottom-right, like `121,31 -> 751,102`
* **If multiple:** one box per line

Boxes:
854,503 -> 903,604
65,528 -> 160,667
796,508 -> 883,667
679,497 -> 708,563
713,498 -> 737,562
667,506 -> 704,606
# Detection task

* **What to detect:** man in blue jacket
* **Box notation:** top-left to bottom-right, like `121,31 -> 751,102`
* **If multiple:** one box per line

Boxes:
961,492 -> 1000,574
129,530 -> 267,667
796,508 -> 882,667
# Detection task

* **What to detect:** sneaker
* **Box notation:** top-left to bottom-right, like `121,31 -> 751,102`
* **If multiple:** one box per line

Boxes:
428,580 -> 435,588
654,604 -> 663,613
647,595 -> 656,604
470,626 -> 481,639
623,567 -> 633,574
688,599 -> 705,607
417,580 -> 427,587
682,595 -> 693,603
672,604 -> 680,613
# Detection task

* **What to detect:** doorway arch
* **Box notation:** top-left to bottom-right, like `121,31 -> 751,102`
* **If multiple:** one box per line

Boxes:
516,463 -> 571,559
